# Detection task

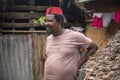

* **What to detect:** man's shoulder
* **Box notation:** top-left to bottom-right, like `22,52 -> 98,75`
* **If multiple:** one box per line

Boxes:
47,34 -> 53,40
66,29 -> 83,36
65,29 -> 77,34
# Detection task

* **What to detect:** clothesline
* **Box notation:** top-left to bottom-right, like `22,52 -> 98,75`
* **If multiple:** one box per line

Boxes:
91,11 -> 120,28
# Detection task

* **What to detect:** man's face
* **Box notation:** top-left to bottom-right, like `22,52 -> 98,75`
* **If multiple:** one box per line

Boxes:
45,14 -> 58,35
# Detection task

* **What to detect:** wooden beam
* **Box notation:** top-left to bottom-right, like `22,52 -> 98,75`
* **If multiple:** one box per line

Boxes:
0,30 -> 46,33
6,5 -> 48,11
0,12 -> 45,19
0,23 -> 43,28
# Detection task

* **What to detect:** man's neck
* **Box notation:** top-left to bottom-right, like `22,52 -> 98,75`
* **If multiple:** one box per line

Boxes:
53,28 -> 65,36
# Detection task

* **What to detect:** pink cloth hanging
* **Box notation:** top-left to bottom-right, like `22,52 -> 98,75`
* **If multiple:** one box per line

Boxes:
92,16 -> 103,28
114,11 -> 120,23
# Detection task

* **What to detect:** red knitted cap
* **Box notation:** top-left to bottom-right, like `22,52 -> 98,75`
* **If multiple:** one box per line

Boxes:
46,7 -> 63,15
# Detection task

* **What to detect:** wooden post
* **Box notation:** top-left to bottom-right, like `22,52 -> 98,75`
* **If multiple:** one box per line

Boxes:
29,0 -> 35,32
11,0 -> 15,34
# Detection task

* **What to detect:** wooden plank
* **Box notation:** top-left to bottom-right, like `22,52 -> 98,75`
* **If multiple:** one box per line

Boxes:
0,30 -> 46,33
32,34 -> 46,80
0,12 -> 45,19
0,23 -> 43,28
6,5 -> 48,11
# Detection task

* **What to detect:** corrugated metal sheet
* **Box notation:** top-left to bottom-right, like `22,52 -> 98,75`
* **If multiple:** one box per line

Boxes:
0,34 -> 34,80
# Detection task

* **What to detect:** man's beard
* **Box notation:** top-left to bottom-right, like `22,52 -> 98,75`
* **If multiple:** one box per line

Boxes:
46,28 -> 52,35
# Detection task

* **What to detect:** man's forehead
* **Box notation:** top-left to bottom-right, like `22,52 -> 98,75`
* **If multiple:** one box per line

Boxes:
46,14 -> 54,17
46,14 -> 55,19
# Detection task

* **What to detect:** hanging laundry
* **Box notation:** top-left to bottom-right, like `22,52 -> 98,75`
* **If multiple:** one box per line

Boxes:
92,13 -> 103,28
103,13 -> 113,27
114,11 -> 120,23
93,13 -> 102,18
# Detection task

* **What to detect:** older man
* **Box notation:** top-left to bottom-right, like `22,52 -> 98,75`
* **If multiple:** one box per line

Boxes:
44,7 -> 98,80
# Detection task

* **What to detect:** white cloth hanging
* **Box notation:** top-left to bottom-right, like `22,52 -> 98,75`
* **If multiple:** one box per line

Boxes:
103,13 -> 113,27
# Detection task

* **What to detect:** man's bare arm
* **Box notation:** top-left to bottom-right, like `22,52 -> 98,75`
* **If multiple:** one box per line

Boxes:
78,42 -> 98,69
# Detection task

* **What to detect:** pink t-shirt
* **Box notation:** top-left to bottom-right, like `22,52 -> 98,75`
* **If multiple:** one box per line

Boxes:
44,29 -> 92,80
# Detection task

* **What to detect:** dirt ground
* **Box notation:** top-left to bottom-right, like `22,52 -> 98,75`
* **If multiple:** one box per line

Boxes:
86,23 -> 119,48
